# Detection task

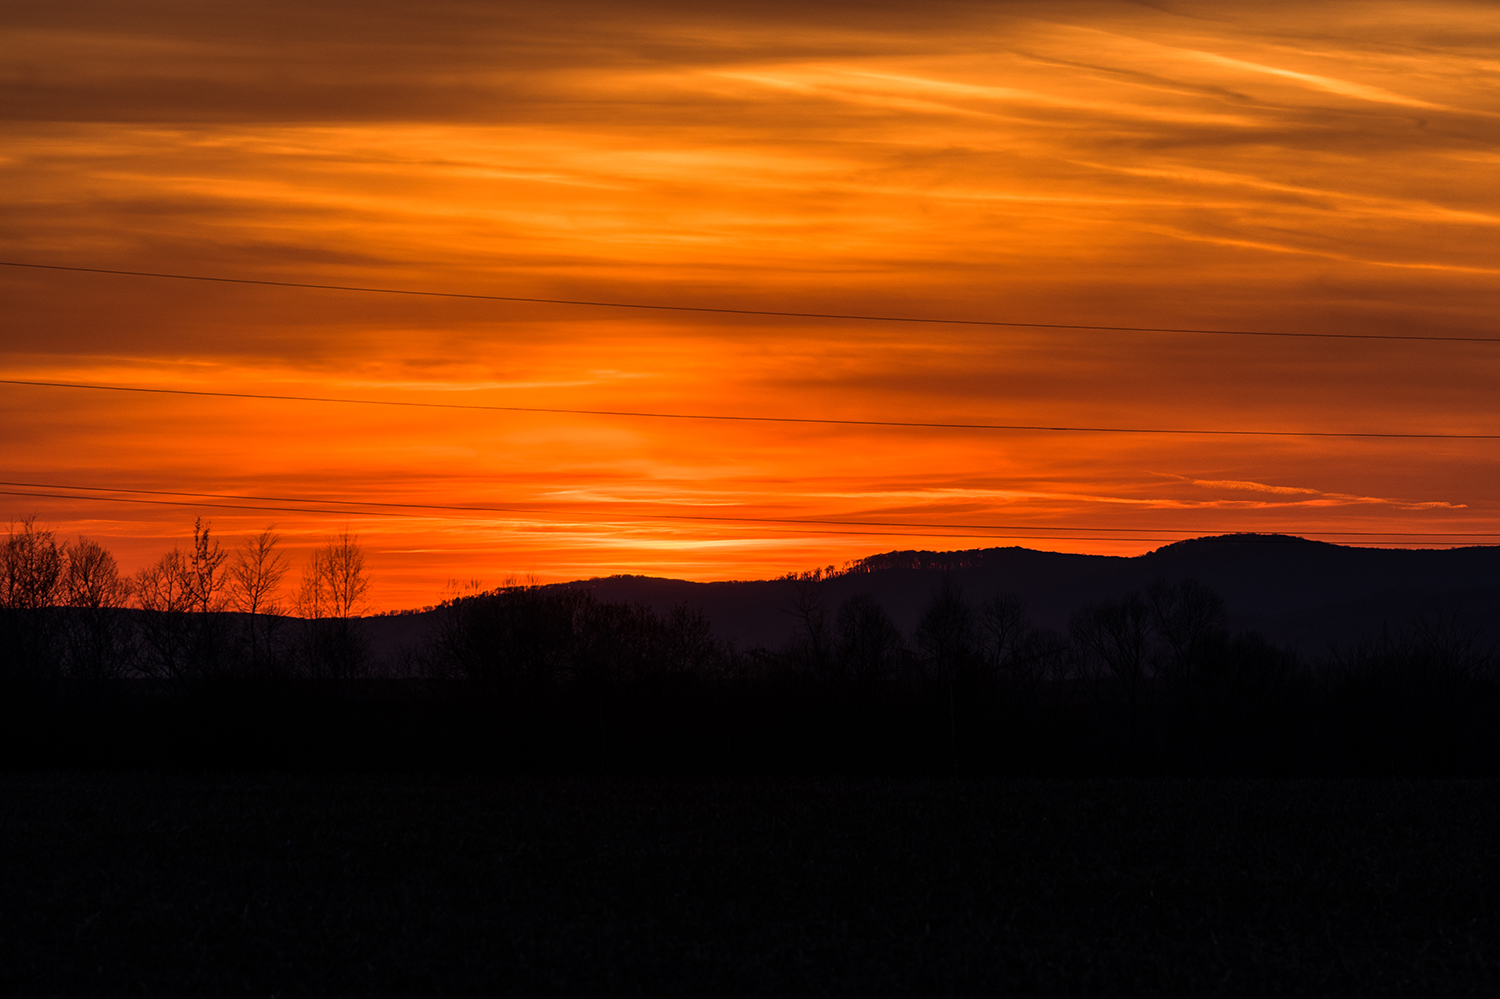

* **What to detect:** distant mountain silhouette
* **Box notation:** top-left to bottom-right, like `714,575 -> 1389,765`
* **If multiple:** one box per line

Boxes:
531,535 -> 1500,653
10,532 -> 1500,777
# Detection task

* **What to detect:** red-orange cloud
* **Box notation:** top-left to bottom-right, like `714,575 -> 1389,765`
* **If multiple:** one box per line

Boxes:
3,0 -> 1499,608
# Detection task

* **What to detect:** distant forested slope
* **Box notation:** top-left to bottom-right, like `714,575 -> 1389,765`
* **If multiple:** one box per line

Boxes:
550,535 -> 1500,653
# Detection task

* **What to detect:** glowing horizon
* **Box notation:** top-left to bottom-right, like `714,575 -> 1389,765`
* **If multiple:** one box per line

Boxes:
5,0 -> 1500,610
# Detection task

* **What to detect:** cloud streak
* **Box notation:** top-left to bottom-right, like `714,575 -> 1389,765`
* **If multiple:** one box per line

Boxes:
2,0 -> 1499,605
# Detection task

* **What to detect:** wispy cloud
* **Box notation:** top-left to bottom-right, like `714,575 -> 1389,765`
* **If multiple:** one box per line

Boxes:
1183,50 -> 1444,109
1188,478 -> 1465,510
4,0 -> 1499,604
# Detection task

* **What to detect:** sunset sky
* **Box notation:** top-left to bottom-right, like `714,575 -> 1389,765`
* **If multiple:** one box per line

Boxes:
4,0 -> 1500,609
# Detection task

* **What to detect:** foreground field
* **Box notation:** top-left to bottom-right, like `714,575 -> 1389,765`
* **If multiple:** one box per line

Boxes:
3,776 -> 1497,996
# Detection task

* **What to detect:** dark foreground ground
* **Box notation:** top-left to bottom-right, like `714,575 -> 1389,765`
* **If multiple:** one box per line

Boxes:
3,776 -> 1498,997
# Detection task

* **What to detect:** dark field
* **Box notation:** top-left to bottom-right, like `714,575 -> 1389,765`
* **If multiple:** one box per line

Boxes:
4,777 -> 1499,996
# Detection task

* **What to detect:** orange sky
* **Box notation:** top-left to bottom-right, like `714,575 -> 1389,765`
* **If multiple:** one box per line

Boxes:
4,0 -> 1500,610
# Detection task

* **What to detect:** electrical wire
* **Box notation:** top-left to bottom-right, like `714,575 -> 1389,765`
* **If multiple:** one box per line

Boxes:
5,480 -> 1497,544
7,264 -> 1494,551
4,259 -> 1497,344
0,489 -> 1199,543
3,378 -> 1497,440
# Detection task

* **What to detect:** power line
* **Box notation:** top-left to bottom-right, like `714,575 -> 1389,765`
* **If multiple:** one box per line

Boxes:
0,484 -> 1477,549
0,489 -> 1196,544
3,259 -> 1497,345
5,480 -> 1497,542
4,378 -> 1497,440
0,489 -> 423,521
0,486 -> 1177,543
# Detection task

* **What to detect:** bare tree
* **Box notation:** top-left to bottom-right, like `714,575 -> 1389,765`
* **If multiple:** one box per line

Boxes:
231,527 -> 289,673
320,529 -> 369,618
135,547 -> 195,681
231,528 -> 289,615
2,516 -> 64,610
0,517 -> 66,678
296,530 -> 370,678
1070,593 -> 1153,768
297,530 -> 369,620
977,593 -> 1051,692
183,518 -> 233,674
62,537 -> 134,681
1147,578 -> 1227,728
835,593 -> 904,690
187,517 -> 228,614
136,548 -> 192,614
63,537 -> 132,610
916,576 -> 974,775
295,547 -> 327,620
783,572 -> 831,679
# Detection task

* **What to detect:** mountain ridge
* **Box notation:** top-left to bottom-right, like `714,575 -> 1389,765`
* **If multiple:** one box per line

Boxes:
540,534 -> 1500,652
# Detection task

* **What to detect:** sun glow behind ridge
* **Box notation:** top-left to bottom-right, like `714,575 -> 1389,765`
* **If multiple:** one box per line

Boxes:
3,0 -> 1500,608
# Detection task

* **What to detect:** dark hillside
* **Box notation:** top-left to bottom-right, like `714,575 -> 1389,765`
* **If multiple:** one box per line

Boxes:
540,536 -> 1500,652
8,535 -> 1500,778
557,547 -> 1125,648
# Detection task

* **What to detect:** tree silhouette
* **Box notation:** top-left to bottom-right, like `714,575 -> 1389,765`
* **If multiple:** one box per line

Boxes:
187,518 -> 228,615
132,520 -> 230,682
2,516 -> 64,610
297,530 -> 369,618
296,530 -> 370,679
1147,578 -> 1228,739
916,576 -> 974,775
62,536 -> 133,682
135,547 -> 195,683
1070,592 -> 1153,769
187,518 -> 230,674
834,593 -> 904,691
978,592 -> 1063,697
437,584 -> 587,692
230,527 -> 289,674
321,530 -> 369,619
63,537 -> 131,610
783,572 -> 832,680
657,603 -> 721,680
0,517 -> 65,678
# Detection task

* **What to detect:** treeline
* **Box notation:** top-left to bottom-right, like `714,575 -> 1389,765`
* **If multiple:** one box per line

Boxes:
3,518 -> 1497,775
0,517 -> 372,683
388,575 -> 1500,775
761,573 -> 1499,776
